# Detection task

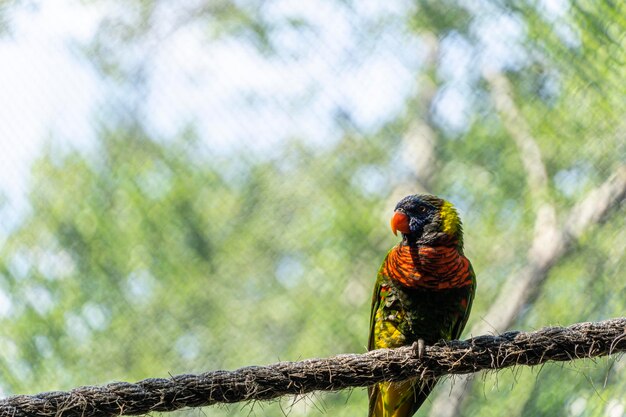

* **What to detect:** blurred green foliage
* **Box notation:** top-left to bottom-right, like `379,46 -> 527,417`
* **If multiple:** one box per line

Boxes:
0,1 -> 625,416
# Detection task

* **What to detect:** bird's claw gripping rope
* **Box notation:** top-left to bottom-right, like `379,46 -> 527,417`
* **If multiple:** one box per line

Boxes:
412,339 -> 426,359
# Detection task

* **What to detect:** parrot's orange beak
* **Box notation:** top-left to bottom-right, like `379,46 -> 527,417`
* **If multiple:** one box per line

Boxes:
390,211 -> 410,236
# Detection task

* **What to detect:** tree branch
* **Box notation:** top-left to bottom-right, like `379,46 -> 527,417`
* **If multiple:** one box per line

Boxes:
481,165 -> 626,336
1,318 -> 625,417
486,71 -> 551,204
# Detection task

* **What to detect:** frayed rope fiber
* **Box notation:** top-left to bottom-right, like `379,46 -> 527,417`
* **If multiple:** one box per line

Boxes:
2,317 -> 625,417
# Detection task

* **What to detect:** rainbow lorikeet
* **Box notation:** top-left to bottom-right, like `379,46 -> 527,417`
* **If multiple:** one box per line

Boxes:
368,194 -> 476,417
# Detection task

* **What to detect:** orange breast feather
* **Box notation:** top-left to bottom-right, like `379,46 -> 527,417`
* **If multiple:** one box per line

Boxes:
382,245 -> 472,290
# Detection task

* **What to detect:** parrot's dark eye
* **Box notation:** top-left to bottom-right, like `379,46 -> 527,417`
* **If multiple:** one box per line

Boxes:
416,206 -> 427,214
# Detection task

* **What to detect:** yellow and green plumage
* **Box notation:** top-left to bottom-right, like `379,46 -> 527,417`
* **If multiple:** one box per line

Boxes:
368,194 -> 476,417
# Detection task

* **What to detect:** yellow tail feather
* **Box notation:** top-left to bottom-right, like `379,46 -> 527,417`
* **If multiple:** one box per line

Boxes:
368,378 -> 436,417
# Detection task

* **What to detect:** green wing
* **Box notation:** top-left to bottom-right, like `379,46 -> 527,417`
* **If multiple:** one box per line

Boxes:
368,271 -> 384,351
367,262 -> 385,417
450,264 -> 476,340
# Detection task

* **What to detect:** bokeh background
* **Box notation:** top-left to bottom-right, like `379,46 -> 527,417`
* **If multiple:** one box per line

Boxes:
0,1 -> 625,416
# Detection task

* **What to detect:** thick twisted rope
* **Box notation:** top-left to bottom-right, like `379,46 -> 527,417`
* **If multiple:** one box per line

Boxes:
1,317 -> 625,417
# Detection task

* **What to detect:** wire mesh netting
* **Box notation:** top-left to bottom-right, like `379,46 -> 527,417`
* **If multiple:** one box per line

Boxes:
0,1 -> 624,416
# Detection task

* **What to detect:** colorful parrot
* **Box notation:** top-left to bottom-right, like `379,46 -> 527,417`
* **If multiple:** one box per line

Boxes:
368,194 -> 476,417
